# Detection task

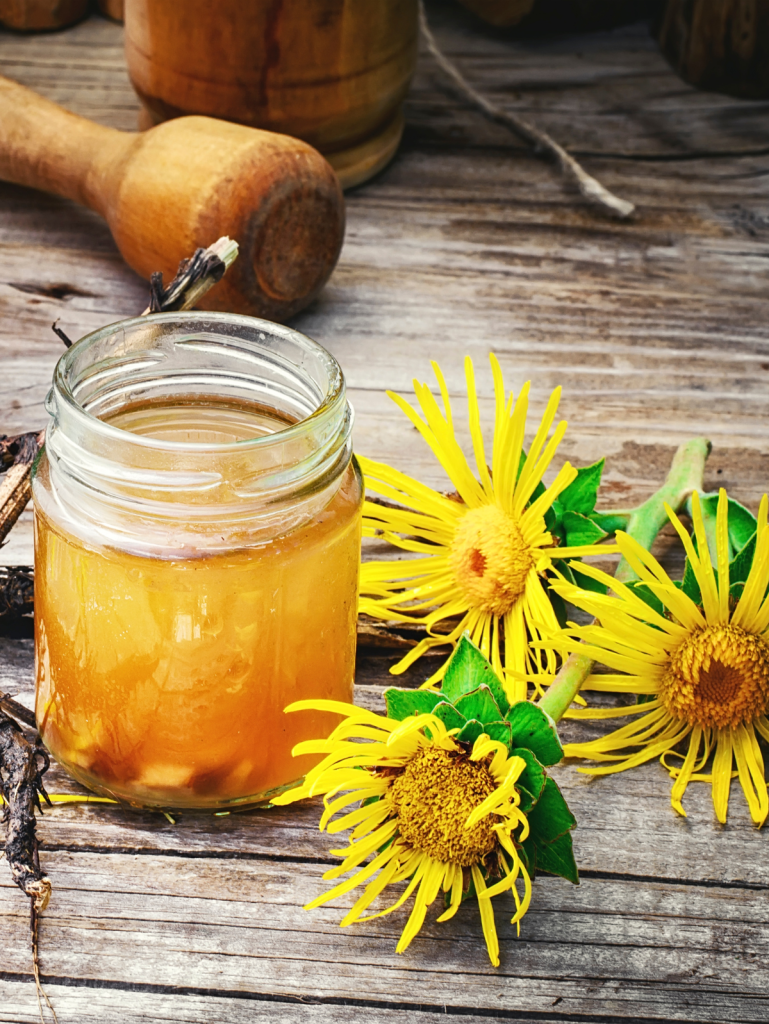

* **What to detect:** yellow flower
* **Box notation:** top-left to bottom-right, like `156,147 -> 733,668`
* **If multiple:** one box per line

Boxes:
549,489 -> 769,825
273,700 -> 532,965
359,355 -> 613,700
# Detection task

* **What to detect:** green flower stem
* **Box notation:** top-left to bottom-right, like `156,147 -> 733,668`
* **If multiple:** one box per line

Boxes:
615,437 -> 711,585
537,649 -> 594,724
538,437 -> 712,724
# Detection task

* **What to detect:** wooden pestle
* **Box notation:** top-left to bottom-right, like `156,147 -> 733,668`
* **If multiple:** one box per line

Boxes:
0,76 -> 345,320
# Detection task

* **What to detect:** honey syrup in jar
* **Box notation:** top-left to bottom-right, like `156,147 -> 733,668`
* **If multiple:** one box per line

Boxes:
32,313 -> 362,810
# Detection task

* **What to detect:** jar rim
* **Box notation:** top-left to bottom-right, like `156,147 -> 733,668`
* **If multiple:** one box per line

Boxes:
52,311 -> 346,453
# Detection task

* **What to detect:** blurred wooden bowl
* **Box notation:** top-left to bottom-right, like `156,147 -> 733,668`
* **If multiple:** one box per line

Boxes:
124,0 -> 418,190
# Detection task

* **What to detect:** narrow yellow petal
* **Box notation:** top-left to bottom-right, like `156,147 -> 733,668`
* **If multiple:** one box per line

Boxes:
711,729 -> 733,824
396,860 -> 440,953
514,387 -> 562,512
340,853 -> 402,927
431,360 -> 454,431
669,726 -> 702,817
464,356 -> 494,499
732,523 -> 769,633
686,493 -> 720,623
514,424 -> 572,518
436,863 -> 464,923
471,864 -> 500,967
716,489 -> 731,623
733,723 -> 768,827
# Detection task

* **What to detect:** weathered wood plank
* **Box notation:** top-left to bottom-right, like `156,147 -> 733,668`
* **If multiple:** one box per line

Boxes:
0,984 -> 526,1024
2,851 -> 769,1022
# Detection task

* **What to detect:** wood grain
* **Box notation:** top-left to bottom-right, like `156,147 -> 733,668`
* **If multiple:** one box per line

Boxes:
1,4 -> 768,1021
124,0 -> 418,152
3,852 -> 768,1021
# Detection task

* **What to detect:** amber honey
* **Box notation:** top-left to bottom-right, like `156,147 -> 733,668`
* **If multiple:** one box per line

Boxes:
33,313 -> 361,810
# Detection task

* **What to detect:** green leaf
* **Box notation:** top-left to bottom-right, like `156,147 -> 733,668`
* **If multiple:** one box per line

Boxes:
384,688 -> 442,722
562,510 -> 608,548
527,777 -> 576,843
441,636 -> 510,715
570,561 -> 608,595
455,685 -> 504,726
511,746 -> 546,812
697,493 -> 757,555
430,701 -> 467,732
506,702 -> 564,767
558,458 -> 605,515
589,511 -> 629,535
518,836 -> 534,875
554,560 -> 577,585
629,581 -> 665,618
727,498 -> 758,551
534,832 -> 579,885
544,497 -> 563,535
678,557 -> 701,605
484,720 -> 513,750
547,585 -> 568,629
456,719 -> 484,745
729,532 -> 756,587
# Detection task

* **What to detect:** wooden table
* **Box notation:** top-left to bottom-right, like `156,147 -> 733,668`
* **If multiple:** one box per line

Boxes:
2,5 -> 769,1022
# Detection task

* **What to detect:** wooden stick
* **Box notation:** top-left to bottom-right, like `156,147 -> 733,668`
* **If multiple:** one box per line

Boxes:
418,0 -> 635,220
0,432 -> 44,549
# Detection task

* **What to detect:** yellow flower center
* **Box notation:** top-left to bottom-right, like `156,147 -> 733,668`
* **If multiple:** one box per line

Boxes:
662,624 -> 769,729
388,746 -> 498,866
449,505 -> 533,616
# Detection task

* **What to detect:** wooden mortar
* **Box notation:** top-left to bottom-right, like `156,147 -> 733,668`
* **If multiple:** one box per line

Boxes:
124,0 -> 418,190
0,76 -> 345,321
97,0 -> 123,22
0,0 -> 87,30
657,0 -> 769,98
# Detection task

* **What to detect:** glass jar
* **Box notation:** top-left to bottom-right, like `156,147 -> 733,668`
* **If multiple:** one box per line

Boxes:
32,312 -> 362,811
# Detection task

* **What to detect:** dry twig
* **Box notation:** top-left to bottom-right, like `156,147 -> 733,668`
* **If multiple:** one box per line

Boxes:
142,235 -> 239,314
418,0 -> 635,219
30,888 -> 59,1024
0,710 -> 50,908
0,706 -> 57,1022
0,432 -> 44,548
0,566 -> 34,618
0,692 -> 37,729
